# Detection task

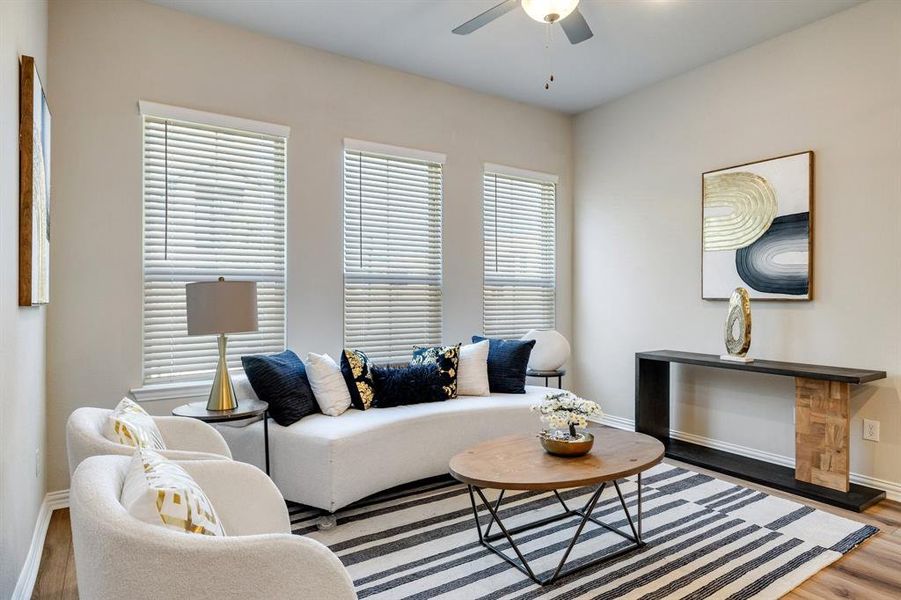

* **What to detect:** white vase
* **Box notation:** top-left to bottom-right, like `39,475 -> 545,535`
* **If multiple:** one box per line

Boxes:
521,329 -> 570,371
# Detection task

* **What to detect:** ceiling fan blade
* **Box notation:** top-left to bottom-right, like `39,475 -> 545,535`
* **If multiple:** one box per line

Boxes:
452,0 -> 519,35
560,8 -> 594,44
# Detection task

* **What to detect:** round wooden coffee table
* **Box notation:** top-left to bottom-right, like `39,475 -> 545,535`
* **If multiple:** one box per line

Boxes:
449,427 -> 664,585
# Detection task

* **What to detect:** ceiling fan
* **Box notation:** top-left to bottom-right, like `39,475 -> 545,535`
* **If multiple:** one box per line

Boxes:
453,0 -> 593,45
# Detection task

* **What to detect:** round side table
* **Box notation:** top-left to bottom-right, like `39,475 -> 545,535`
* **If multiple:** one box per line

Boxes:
172,399 -> 270,475
527,368 -> 566,389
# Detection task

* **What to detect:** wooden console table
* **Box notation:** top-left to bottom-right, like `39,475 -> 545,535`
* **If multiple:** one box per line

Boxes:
635,350 -> 887,511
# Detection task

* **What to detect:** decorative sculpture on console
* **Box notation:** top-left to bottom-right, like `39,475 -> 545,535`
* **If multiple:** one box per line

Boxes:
722,287 -> 753,363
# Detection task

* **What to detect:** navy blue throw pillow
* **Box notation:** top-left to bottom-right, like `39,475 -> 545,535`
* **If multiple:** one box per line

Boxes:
370,364 -> 445,408
411,344 -> 460,399
241,350 -> 319,426
471,336 -> 536,394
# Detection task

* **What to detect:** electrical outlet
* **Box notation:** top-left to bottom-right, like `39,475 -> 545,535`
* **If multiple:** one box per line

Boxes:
863,419 -> 880,442
34,448 -> 41,478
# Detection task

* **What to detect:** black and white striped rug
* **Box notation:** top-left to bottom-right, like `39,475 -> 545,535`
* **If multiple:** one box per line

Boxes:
289,463 -> 877,599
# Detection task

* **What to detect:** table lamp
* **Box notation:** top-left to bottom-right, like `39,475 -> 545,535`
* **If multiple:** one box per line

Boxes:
186,277 -> 258,411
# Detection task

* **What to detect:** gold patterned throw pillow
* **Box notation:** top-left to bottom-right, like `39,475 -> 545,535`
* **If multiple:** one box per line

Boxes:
103,397 -> 166,449
121,448 -> 225,536
340,349 -> 376,410
411,344 -> 461,399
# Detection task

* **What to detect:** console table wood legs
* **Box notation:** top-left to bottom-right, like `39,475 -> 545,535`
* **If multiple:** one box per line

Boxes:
795,377 -> 849,493
635,350 -> 886,512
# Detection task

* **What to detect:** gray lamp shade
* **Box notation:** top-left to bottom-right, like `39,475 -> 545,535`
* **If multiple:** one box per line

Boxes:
185,279 -> 258,335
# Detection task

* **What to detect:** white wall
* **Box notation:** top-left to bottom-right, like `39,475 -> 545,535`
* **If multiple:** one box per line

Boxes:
0,0 -> 48,596
45,0 -> 573,491
573,0 -> 901,489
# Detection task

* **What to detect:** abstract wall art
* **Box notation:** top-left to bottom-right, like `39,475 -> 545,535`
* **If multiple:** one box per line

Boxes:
702,151 -> 813,300
19,55 -> 51,306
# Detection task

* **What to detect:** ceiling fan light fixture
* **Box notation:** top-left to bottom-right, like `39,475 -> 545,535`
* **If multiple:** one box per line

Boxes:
521,0 -> 579,24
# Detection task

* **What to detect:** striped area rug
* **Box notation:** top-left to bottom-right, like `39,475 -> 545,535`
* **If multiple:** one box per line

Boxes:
289,464 -> 877,599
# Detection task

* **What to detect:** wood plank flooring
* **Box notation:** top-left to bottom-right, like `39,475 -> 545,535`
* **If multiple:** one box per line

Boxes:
32,508 -> 77,600
32,459 -> 901,599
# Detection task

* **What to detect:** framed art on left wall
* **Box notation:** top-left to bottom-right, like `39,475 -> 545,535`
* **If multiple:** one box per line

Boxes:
19,55 -> 51,306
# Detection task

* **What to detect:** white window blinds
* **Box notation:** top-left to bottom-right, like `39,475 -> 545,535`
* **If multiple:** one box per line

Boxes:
343,142 -> 444,363
483,168 -> 556,338
142,112 -> 287,383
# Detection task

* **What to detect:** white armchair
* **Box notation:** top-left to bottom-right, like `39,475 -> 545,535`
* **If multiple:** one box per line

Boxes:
70,455 -> 357,600
66,406 -> 232,477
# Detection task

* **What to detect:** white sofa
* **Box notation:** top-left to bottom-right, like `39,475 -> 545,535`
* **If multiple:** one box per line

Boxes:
70,455 -> 357,600
218,378 -> 556,512
66,406 -> 232,477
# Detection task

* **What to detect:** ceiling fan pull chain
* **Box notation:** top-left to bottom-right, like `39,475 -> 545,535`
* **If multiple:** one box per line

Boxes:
545,22 -> 554,90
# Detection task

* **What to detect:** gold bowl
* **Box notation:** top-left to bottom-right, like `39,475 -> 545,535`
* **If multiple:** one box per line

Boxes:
539,432 -> 594,457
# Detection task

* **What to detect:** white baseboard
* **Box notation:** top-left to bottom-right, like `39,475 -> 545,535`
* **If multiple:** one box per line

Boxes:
12,489 -> 70,600
846,472 -> 901,502
598,415 -> 901,503
598,414 -> 634,431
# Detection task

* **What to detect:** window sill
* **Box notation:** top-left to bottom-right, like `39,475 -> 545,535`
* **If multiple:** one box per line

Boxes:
130,380 -> 213,404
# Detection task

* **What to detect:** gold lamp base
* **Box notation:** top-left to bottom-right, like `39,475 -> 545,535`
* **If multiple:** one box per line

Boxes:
207,334 -> 238,411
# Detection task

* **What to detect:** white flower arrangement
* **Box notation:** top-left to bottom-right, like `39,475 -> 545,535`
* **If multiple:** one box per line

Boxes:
531,391 -> 603,439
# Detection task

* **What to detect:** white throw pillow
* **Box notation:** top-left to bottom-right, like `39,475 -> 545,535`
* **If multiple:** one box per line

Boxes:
304,353 -> 353,416
121,448 -> 225,536
456,340 -> 490,396
104,397 -> 166,449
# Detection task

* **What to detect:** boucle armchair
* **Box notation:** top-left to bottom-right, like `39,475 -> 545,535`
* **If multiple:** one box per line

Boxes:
69,455 -> 357,600
66,406 -> 232,477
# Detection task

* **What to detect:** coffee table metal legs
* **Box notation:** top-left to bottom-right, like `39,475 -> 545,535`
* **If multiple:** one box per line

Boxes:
466,473 -> 644,586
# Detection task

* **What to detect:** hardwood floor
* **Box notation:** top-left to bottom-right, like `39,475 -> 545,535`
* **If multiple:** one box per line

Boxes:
32,459 -> 901,599
32,508 -> 77,600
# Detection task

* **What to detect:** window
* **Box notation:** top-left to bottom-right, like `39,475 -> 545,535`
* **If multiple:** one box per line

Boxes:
482,165 -> 557,338
141,102 -> 288,384
343,139 -> 445,363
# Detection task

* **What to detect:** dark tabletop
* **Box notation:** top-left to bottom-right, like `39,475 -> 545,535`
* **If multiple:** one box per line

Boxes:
636,350 -> 886,384
527,368 -> 567,376
172,398 -> 269,423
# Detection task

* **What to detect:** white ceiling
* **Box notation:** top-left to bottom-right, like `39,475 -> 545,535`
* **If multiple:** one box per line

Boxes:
146,0 -> 860,114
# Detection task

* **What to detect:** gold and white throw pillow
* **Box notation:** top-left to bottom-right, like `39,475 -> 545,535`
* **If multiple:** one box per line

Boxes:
103,397 -> 166,450
121,448 -> 225,536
